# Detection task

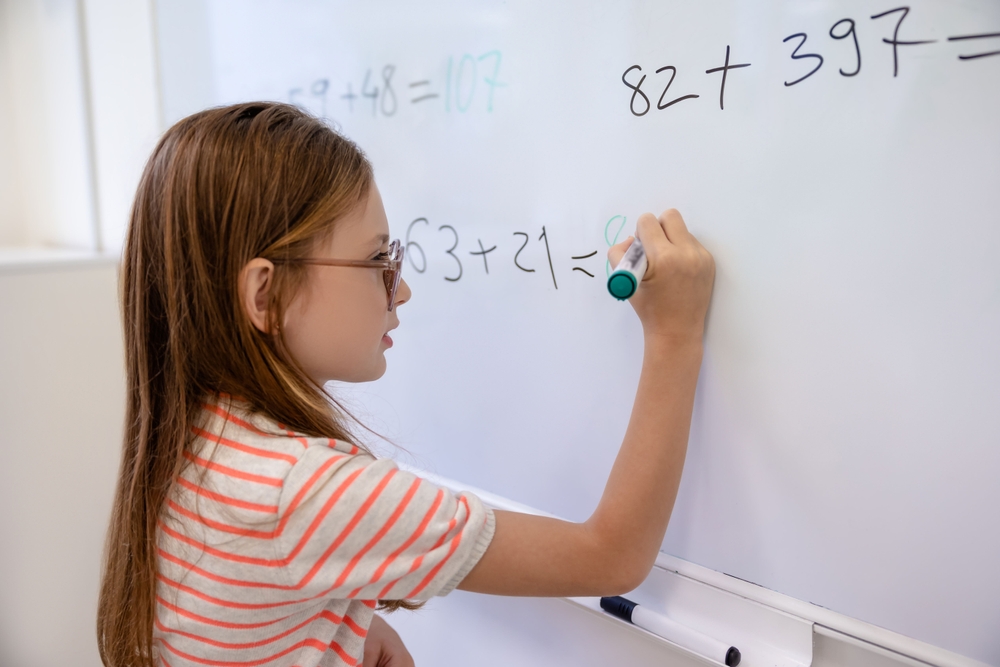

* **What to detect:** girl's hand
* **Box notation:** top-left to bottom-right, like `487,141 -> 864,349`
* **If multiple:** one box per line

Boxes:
608,209 -> 715,343
363,614 -> 415,667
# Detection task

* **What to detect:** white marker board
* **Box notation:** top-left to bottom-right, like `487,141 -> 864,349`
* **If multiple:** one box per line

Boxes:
155,1 -> 1000,663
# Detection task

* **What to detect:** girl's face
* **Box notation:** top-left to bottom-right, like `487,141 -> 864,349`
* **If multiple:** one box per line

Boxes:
281,184 -> 411,384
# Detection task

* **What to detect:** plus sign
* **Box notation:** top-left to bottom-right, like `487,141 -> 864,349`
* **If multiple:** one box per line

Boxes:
705,45 -> 751,110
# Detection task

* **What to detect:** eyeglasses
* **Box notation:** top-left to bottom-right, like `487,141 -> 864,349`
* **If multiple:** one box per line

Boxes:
272,239 -> 405,311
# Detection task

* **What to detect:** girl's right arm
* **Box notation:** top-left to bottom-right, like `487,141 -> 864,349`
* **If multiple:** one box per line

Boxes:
458,208 -> 715,597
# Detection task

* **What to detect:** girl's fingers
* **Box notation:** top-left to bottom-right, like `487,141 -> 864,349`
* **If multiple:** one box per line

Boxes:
611,210 -> 701,285
659,208 -> 693,245
636,212 -> 668,248
607,236 -> 634,267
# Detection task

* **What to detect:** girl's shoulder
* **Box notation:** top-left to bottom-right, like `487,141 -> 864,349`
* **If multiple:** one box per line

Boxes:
196,394 -> 363,459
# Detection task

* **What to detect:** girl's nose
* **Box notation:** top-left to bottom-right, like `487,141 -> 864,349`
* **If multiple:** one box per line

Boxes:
394,277 -> 412,309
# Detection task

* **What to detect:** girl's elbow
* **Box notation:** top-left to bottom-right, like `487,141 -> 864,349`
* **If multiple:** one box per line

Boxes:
581,522 -> 655,595
597,557 -> 652,596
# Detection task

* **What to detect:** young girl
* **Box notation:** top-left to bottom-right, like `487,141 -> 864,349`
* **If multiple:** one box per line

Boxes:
97,102 -> 714,667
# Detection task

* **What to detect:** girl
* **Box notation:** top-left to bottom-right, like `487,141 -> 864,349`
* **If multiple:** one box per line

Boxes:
97,102 -> 714,667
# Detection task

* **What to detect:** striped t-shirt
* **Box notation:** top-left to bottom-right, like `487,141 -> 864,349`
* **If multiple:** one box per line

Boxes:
153,397 -> 495,667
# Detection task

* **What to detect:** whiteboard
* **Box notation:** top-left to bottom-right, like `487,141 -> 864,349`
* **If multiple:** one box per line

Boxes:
154,1 -> 1000,663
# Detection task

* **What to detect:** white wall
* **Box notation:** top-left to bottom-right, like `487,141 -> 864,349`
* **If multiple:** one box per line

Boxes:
0,259 -> 124,667
0,0 -> 161,253
80,0 -> 162,251
0,0 -> 96,248
0,2 -> 160,663
153,0 -> 215,127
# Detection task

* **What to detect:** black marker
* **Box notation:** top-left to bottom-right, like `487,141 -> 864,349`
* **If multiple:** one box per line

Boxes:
600,596 -> 741,666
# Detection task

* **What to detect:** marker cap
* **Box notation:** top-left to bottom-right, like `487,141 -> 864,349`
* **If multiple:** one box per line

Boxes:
608,271 -> 638,300
607,236 -> 647,301
599,595 -> 637,622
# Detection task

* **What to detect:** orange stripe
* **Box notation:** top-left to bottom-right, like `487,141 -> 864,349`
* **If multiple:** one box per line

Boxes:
159,548 -> 295,590
157,464 -> 367,569
167,500 -> 276,539
156,595 -> 294,629
328,639 -> 359,666
330,478 -> 422,590
404,496 -> 471,598
160,549 -> 388,611
294,470 -> 398,587
158,636 -> 329,667
159,521 -> 290,569
154,610 -> 345,649
379,554 -> 423,600
373,493 -> 447,599
406,530 -> 464,598
367,490 -> 444,587
176,477 -> 278,514
281,425 -> 311,449
341,614 -> 367,638
192,425 -> 299,464
184,451 -> 282,487
168,453 -> 346,541
200,402 -> 283,440
159,469 -> 400,604
276,453 -> 345,527
376,501 -> 458,599
161,469 -> 396,597
393,514 -> 457,586
159,522 -> 281,568
274,463 -> 370,572
157,574 -> 322,610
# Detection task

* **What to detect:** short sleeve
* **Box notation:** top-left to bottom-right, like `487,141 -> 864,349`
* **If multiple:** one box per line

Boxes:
275,444 -> 495,601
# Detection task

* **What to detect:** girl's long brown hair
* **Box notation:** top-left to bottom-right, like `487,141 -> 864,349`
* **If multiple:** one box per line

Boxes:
98,102 -> 411,667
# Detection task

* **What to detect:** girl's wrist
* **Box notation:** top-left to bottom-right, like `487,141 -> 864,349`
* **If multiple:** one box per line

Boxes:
642,328 -> 705,354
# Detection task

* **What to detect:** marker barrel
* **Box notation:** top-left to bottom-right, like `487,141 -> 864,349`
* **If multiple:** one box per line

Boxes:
607,237 -> 647,300
600,596 -> 741,667
632,605 -> 740,666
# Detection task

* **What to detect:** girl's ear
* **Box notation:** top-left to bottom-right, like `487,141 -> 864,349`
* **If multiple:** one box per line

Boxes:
240,258 -> 276,333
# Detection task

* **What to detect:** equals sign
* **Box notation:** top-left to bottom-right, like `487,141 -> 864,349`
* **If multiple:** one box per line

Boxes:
571,251 -> 598,277
947,31 -> 1000,60
409,80 -> 439,103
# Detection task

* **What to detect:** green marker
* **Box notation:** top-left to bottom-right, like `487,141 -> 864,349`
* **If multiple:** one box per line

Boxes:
607,237 -> 647,300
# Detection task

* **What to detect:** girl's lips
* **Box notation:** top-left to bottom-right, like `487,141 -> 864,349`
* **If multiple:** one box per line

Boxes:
382,334 -> 393,348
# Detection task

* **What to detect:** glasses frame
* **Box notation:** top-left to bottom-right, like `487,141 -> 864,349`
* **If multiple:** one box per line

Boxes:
272,239 -> 405,311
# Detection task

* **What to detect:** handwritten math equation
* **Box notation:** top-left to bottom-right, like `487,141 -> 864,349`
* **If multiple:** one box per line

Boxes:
288,50 -> 505,119
621,4 -> 998,117
401,215 -> 632,289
